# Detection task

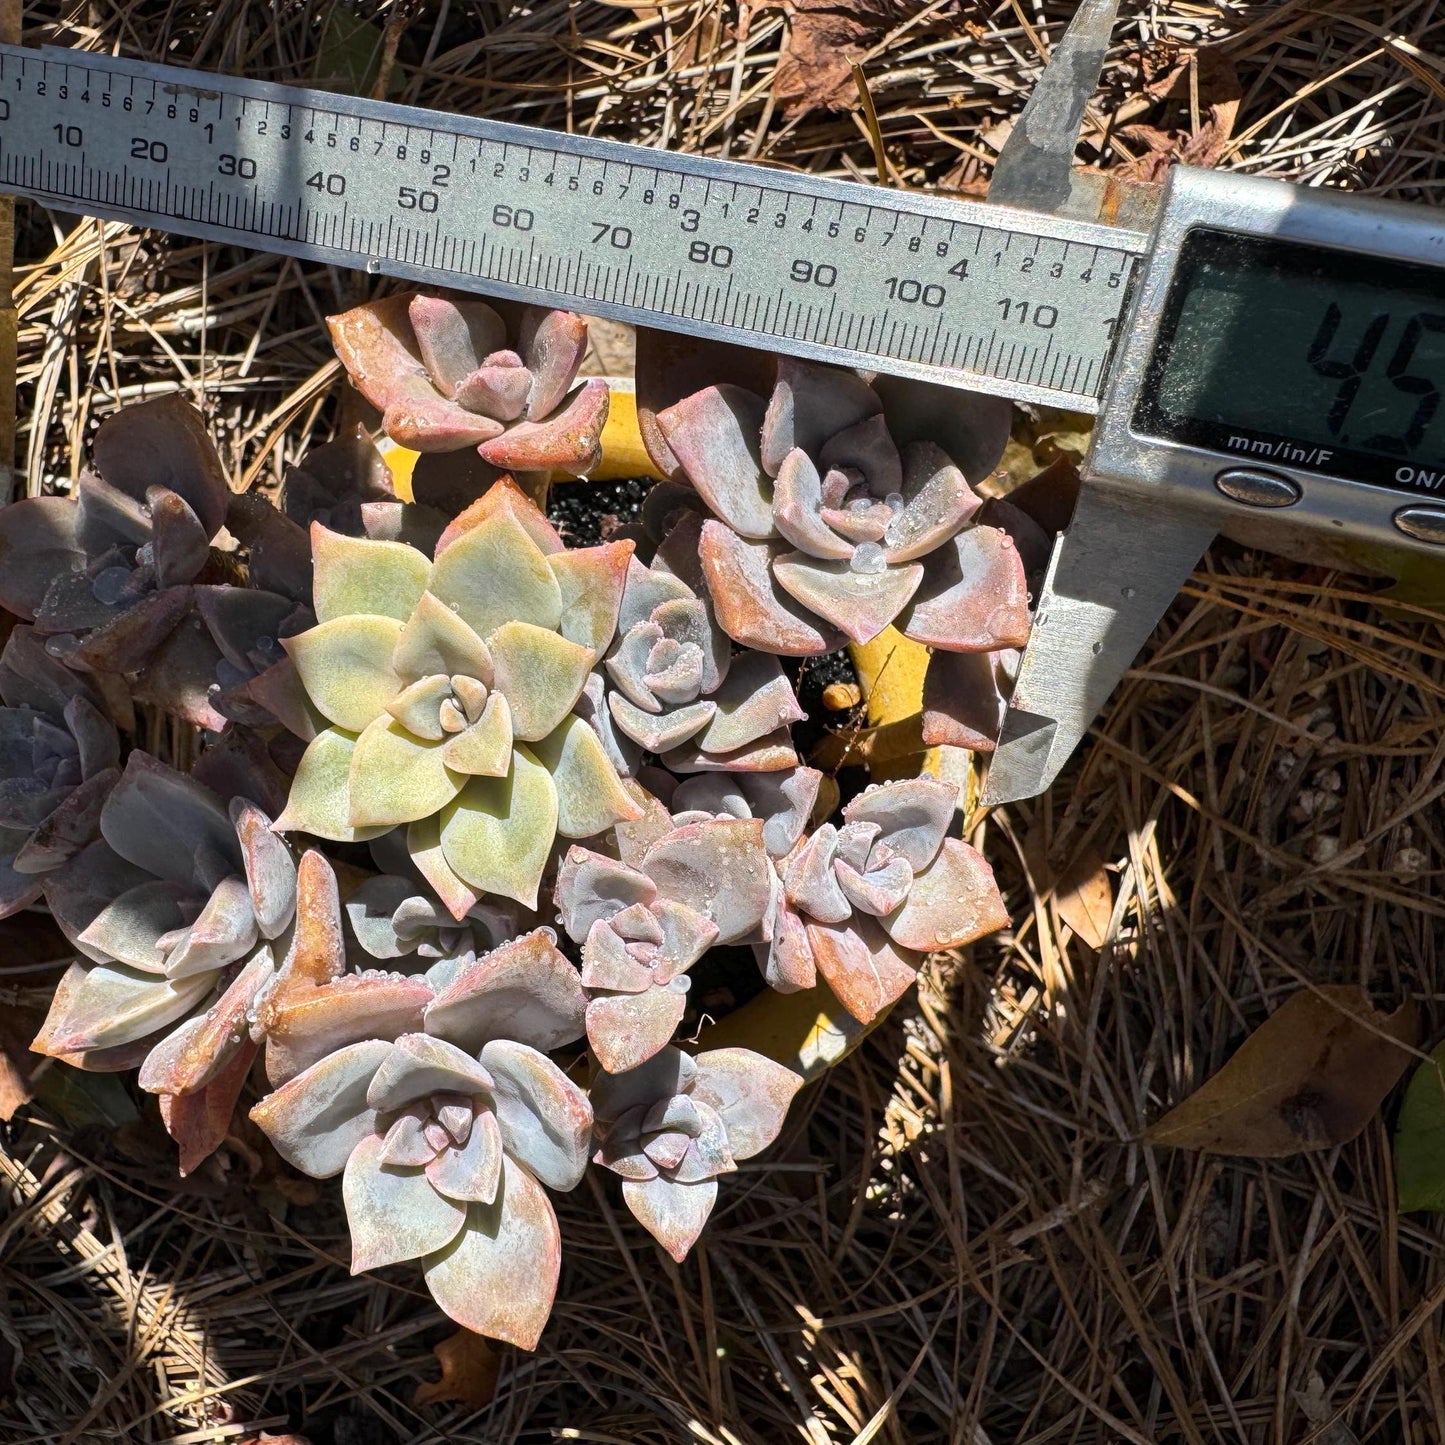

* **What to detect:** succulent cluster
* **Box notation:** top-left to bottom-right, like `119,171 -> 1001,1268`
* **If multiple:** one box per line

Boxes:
14,298 -> 1026,1350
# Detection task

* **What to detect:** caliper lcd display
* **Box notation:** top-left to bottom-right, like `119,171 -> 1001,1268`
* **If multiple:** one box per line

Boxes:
1133,227 -> 1445,495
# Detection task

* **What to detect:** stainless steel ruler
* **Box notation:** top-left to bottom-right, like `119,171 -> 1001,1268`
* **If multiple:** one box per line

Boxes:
0,43 -> 1143,413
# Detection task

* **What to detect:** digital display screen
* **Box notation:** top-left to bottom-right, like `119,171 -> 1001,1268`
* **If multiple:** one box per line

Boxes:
1134,227 -> 1445,495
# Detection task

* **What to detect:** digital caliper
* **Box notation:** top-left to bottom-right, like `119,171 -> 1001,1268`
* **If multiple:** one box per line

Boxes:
0,3 -> 1439,803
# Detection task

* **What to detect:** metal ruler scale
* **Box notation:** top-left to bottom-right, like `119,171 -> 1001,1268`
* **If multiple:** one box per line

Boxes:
0,44 -> 1141,412
3,21 -> 1444,809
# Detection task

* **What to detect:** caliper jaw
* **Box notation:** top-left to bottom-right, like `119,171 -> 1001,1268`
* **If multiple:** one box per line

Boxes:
980,487 -> 1217,806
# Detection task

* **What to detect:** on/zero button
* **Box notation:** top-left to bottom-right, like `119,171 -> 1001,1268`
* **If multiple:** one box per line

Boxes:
1393,506 -> 1445,545
1213,468 -> 1302,508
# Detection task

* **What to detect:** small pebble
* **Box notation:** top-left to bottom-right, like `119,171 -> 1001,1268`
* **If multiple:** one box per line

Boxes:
823,682 -> 863,711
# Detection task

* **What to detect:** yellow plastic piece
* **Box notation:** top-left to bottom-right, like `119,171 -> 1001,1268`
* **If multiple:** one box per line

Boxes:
695,628 -> 942,1073
376,379 -> 662,505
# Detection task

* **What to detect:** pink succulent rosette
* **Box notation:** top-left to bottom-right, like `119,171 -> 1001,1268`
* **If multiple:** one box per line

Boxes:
643,352 -> 1032,656
327,292 -> 609,498
591,1045 -> 802,1262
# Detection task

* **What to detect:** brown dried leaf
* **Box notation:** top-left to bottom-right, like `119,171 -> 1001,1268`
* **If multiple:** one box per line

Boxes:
763,0 -> 898,118
1052,847 -> 1113,950
1146,986 -> 1417,1157
414,1328 -> 501,1409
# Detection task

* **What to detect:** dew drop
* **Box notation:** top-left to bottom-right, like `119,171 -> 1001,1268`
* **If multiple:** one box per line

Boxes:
850,542 -> 887,575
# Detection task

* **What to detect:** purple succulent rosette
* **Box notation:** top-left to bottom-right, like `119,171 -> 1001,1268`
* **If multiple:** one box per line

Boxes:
591,1045 -> 802,1261
250,863 -> 591,1349
645,354 -> 1032,656
554,817 -> 772,1073
32,752 -> 298,1170
759,776 -> 1010,1024
0,625 -> 121,918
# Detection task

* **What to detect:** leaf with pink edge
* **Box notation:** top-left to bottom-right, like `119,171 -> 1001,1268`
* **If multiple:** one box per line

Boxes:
921,649 -> 1009,752
439,747 -> 557,909
344,1131 -> 468,1272
481,1039 -> 592,1190
519,307 -> 588,420
440,692 -> 514,777
770,448 -> 853,560
760,358 -> 882,476
553,846 -> 656,943
609,694 -> 715,753
478,379 -> 609,474
435,476 -> 566,558
423,1154 -> 561,1350
621,1175 -> 718,1262
428,1107 -> 503,1204
262,973 -> 433,1088
659,727 -> 800,775
311,524 -> 431,624
325,296 -> 424,404
656,385 -> 774,538
758,891 -> 817,992
772,551 -> 924,646
842,776 -> 955,872
33,960 -> 214,1056
250,1039 -> 392,1177
425,930 -> 586,1054
882,837 -> 1009,952
699,522 -> 845,657
692,1047 -> 802,1158
429,507 -> 562,641
882,442 -> 983,563
159,1039 -> 257,1176
806,914 -> 920,1026
366,1034 -> 495,1112
408,294 -> 508,395
547,540 -> 633,654
901,526 -> 1031,652
695,652 -> 805,756
165,876 -> 259,978
641,818 -> 771,944
588,988 -> 689,1075
406,812 -> 483,922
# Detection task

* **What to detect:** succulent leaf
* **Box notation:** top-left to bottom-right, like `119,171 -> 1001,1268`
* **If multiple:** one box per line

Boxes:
422,1154 -> 561,1350
250,1038 -> 392,1177
656,385 -> 774,538
429,506 -> 563,641
311,524 -> 431,624
439,747 -> 557,909
881,837 -> 1010,951
366,1032 -> 495,1111
529,713 -> 644,839
901,527 -> 1031,652
285,615 -> 404,733
481,1039 -> 592,1191
349,718 -> 463,828
344,1132 -> 469,1272
424,930 -> 586,1054
487,622 -> 593,742
620,1175 -> 719,1263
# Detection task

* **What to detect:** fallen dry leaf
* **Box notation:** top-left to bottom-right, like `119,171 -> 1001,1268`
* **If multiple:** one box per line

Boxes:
415,1328 -> 501,1409
1051,847 -> 1113,950
763,0 -> 899,118
1021,830 -> 1114,949
1147,986 -> 1417,1157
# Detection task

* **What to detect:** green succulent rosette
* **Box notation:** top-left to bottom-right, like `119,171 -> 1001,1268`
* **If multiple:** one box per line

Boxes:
274,478 -> 642,913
